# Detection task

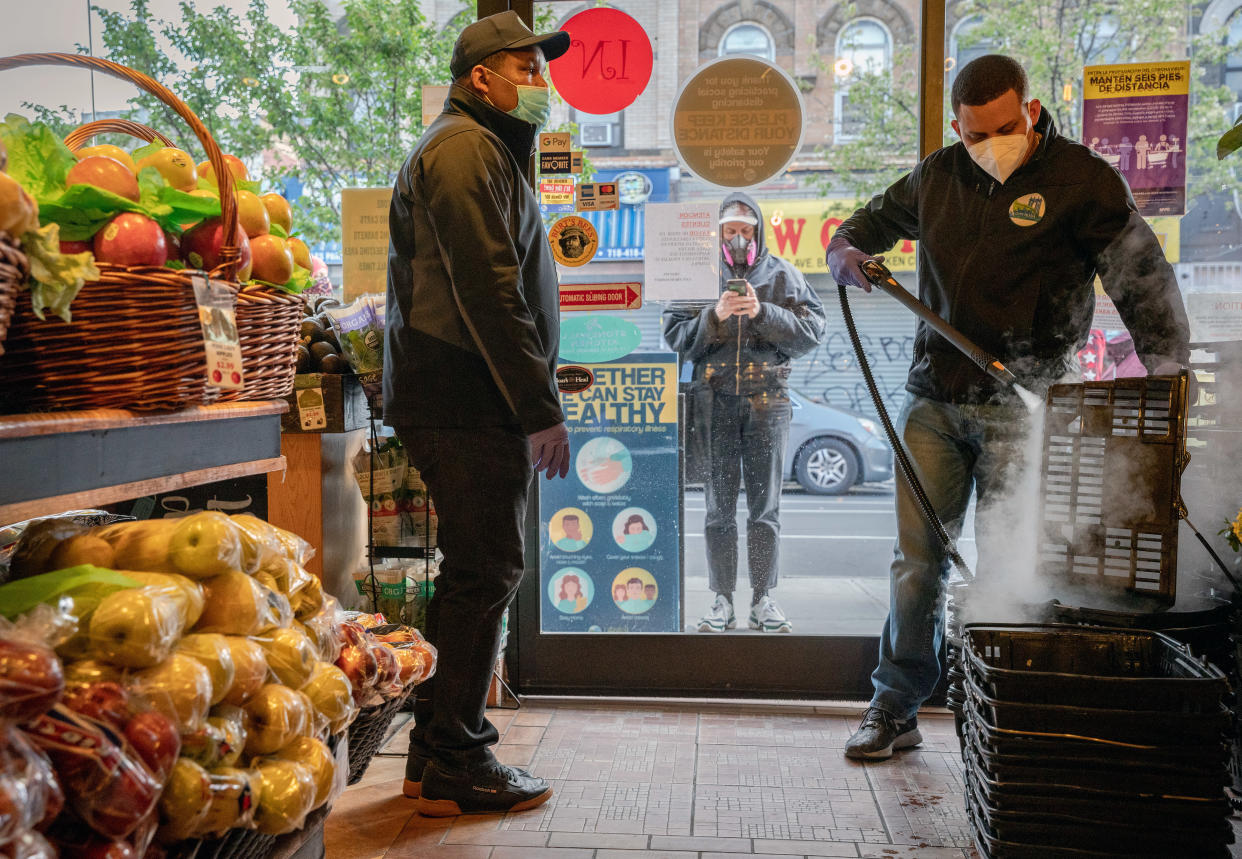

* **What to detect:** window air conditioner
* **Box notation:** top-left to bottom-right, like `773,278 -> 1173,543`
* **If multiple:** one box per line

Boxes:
580,122 -> 615,147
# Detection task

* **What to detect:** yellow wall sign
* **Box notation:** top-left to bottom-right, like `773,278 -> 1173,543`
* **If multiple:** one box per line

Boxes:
341,188 -> 392,300
757,199 -> 918,274
1083,61 -> 1190,100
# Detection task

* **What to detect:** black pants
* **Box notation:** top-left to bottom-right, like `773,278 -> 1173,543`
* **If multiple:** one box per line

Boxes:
703,391 -> 792,596
392,424 -> 532,771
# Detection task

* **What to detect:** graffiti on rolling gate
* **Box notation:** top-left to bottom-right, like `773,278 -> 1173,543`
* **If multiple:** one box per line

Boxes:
793,330 -> 914,414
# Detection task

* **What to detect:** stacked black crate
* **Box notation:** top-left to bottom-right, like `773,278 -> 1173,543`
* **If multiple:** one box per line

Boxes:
960,623 -> 1233,859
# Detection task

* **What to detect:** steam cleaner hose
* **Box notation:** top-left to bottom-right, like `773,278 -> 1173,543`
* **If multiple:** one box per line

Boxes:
838,285 -> 975,581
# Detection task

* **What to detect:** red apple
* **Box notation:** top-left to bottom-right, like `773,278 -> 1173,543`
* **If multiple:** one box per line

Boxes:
123,711 -> 179,780
181,216 -> 252,280
60,239 -> 92,254
93,214 -> 168,267
62,682 -> 130,732
59,838 -> 137,859
0,639 -> 65,723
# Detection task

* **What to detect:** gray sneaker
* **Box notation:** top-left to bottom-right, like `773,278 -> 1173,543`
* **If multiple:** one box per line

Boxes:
748,596 -> 792,632
697,594 -> 736,632
844,707 -> 922,760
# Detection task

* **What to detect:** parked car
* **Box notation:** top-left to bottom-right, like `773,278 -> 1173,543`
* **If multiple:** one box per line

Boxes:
783,388 -> 893,494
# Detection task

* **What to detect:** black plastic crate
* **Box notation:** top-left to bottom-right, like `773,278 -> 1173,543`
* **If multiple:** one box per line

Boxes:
965,767 -> 1233,855
963,691 -> 1229,770
963,623 -> 1228,712
964,723 -> 1228,799
963,673 -> 1230,745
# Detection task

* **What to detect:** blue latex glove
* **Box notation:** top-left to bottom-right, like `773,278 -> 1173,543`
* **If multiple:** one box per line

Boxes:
826,237 -> 883,293
529,422 -> 570,479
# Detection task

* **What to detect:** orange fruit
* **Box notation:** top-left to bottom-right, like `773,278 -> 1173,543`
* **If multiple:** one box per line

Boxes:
76,144 -> 136,173
287,236 -> 311,270
235,190 -> 270,238
261,193 -> 292,234
67,156 -> 141,201
249,234 -> 294,284
136,147 -> 198,191
198,154 -> 249,186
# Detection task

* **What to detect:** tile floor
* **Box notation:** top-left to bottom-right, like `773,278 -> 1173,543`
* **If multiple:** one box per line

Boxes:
322,700 -> 1242,859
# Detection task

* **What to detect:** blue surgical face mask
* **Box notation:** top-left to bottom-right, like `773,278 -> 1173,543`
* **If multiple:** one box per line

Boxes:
482,69 -> 551,131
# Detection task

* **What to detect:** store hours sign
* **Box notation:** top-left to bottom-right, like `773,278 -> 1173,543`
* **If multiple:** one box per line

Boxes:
539,352 -> 680,633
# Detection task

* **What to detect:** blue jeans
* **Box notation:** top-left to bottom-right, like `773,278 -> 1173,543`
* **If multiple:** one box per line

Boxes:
870,394 -> 1034,721
392,424 -> 532,771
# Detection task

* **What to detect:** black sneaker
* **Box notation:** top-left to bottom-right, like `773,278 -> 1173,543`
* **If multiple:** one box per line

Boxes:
844,707 -> 922,760
416,760 -> 553,816
403,754 -> 428,799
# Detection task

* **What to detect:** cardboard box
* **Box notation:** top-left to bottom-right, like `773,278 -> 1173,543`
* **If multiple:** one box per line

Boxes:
281,373 -> 369,434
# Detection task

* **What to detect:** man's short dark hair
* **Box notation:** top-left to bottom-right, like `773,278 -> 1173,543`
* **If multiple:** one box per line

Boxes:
951,54 -> 1028,114
455,50 -> 509,86
563,514 -> 578,523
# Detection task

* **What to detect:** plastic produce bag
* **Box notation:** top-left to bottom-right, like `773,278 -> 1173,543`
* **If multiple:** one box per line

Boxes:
127,652 -> 213,732
194,571 -> 284,636
87,584 -> 187,669
196,766 -> 258,837
324,296 -> 383,376
253,627 -> 317,689
0,616 -> 66,725
251,758 -> 316,835
242,684 -> 312,756
0,726 -> 62,844
299,662 -> 357,737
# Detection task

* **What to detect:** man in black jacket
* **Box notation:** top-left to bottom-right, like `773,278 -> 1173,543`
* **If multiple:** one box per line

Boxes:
826,55 -> 1189,760
664,193 -> 827,634
384,11 -> 571,815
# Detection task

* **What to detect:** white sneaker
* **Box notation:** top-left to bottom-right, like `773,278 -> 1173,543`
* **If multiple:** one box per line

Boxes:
697,594 -> 736,632
748,596 -> 792,632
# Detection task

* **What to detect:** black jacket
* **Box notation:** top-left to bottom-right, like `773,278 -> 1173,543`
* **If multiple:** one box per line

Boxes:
662,192 -> 827,396
383,84 -> 563,434
834,108 -> 1189,404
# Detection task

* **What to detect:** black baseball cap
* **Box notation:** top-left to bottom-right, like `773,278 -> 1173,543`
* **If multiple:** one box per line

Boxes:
450,11 -> 571,80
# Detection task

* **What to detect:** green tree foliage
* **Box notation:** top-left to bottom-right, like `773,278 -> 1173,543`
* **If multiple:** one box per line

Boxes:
814,0 -> 1239,207
85,0 -> 471,244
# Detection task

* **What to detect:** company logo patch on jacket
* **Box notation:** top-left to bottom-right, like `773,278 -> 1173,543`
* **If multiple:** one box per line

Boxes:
1008,193 -> 1046,227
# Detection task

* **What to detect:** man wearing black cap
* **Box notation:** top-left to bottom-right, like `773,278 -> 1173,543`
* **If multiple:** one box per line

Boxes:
383,10 -> 571,816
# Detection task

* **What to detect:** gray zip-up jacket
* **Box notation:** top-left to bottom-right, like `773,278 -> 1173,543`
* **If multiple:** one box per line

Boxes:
383,84 -> 563,434
662,192 -> 827,396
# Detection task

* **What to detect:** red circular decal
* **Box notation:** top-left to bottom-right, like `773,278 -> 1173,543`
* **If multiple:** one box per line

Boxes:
548,8 -> 653,115
212,369 -> 223,382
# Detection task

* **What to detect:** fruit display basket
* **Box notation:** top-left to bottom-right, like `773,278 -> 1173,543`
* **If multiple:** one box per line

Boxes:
0,52 -> 247,412
0,229 -> 27,356
215,283 -> 302,402
346,689 -> 412,785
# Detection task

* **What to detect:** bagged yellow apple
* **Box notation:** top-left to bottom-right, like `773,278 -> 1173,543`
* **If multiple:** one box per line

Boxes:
156,757 -> 212,843
227,513 -> 283,573
295,613 -> 340,664
196,766 -> 259,837
115,571 -> 204,627
207,704 -> 247,768
270,735 -> 339,810
292,573 -> 325,620
194,571 -> 282,636
167,512 -> 245,579
255,627 -> 316,689
220,636 -> 267,707
252,758 -> 316,835
243,684 -> 311,756
300,662 -> 357,735
88,584 -> 186,669
92,519 -> 178,573
129,652 -> 213,731
177,633 -> 236,705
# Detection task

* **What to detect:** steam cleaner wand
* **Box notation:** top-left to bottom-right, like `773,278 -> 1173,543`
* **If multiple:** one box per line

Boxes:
860,260 -> 1018,388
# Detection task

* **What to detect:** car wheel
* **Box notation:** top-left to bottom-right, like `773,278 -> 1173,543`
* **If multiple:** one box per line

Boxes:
795,438 -> 858,495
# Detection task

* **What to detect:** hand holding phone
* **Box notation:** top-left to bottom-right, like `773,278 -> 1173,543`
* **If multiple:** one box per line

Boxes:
726,278 -> 747,295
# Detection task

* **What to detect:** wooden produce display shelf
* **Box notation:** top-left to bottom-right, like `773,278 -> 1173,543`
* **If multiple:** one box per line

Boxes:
0,401 -> 288,525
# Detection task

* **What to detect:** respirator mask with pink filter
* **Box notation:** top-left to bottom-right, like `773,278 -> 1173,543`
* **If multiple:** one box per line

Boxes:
722,234 -> 757,273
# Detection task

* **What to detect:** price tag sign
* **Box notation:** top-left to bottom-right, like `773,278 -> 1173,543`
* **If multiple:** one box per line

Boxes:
191,275 -> 244,390
296,387 -> 327,430
576,181 -> 619,212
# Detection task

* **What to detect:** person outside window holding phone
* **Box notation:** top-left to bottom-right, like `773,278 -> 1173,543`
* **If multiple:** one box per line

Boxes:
663,194 -> 827,634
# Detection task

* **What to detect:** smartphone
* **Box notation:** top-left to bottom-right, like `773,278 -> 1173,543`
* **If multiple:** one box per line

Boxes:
726,278 -> 747,295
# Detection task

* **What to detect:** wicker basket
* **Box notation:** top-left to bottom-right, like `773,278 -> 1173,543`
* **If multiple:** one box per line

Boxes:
0,231 -> 27,357
64,117 -> 176,151
346,691 -> 411,785
216,283 -> 302,402
0,52 -> 245,412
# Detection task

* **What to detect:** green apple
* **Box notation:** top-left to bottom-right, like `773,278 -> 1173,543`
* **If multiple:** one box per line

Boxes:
252,758 -> 316,835
156,757 -> 212,843
89,586 -> 186,668
130,652 -> 213,732
169,511 -> 244,579
258,627 -> 316,689
300,662 -> 356,735
243,684 -> 309,756
220,636 -> 268,706
195,571 -> 269,635
178,633 -> 236,705
273,735 -> 337,809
